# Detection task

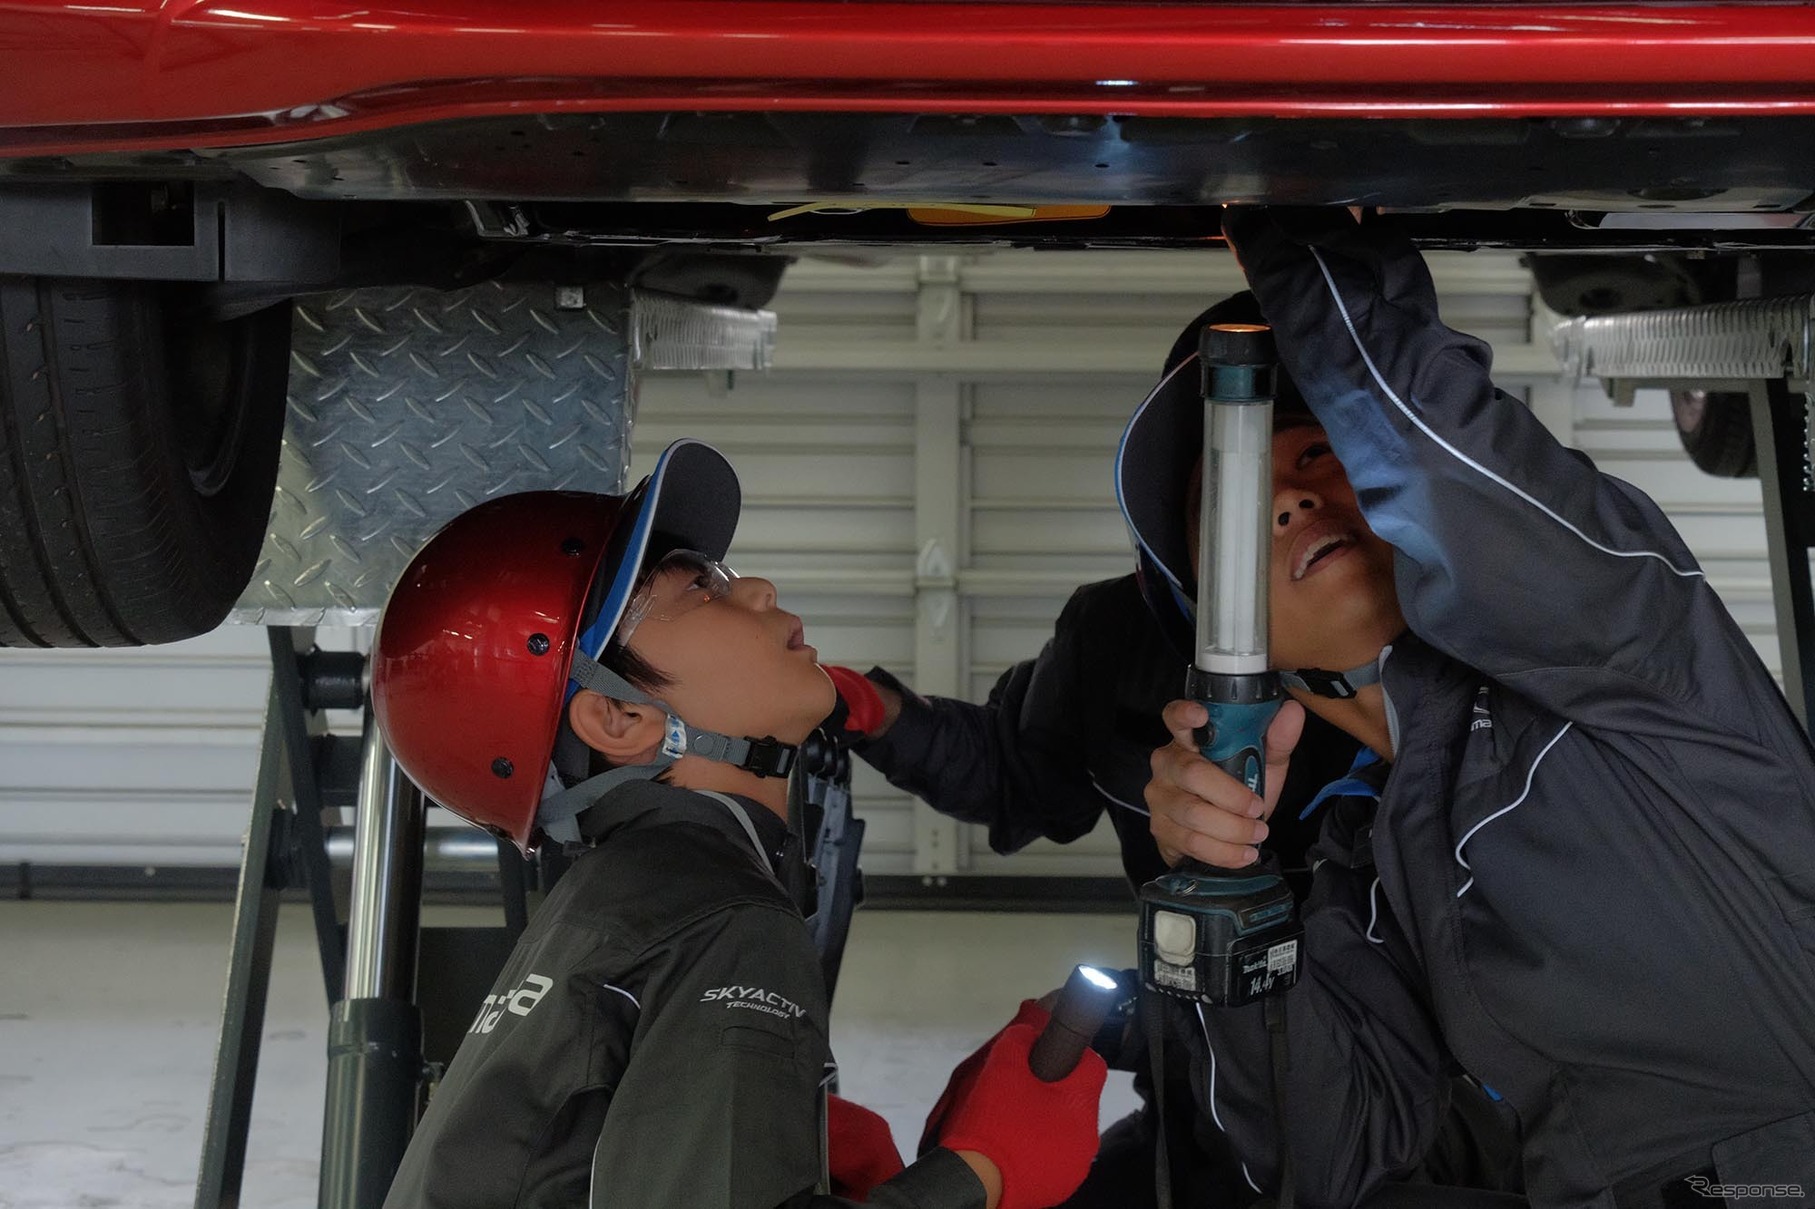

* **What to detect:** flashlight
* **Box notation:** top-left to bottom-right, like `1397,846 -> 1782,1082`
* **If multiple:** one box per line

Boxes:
1192,322 -> 1278,783
1028,965 -> 1121,1082
1137,323 -> 1304,1008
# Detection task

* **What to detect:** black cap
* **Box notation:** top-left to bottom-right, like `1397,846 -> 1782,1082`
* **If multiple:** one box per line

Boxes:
1117,293 -> 1313,602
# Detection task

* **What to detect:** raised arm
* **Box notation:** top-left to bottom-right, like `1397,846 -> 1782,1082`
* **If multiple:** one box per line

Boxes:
1225,207 -> 1769,734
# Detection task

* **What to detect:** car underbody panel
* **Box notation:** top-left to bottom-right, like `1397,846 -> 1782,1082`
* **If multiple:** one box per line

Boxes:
4,113 -> 1815,274
9,111 -> 1812,225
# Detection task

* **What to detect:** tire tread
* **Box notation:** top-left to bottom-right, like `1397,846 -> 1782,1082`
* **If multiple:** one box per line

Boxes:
0,275 -> 290,647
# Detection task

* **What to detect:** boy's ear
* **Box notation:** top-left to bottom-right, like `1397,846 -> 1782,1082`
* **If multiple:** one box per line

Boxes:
568,689 -> 666,767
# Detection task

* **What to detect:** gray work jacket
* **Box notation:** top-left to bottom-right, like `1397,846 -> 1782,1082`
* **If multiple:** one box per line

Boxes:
381,779 -> 983,1209
1190,209 -> 1815,1207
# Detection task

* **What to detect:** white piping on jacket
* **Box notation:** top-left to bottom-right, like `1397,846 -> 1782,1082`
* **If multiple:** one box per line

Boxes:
1196,1003 -> 1265,1196
1365,877 -> 1386,945
601,982 -> 641,1011
1307,249 -> 1704,583
1092,774 -> 1150,817
1452,721 -> 1574,898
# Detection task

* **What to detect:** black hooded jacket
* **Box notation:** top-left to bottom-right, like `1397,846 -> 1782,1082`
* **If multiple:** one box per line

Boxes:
1184,208 -> 1815,1207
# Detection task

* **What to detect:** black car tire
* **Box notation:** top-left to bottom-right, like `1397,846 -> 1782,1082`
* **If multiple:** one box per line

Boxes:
1669,388 -> 1759,479
0,277 -> 291,647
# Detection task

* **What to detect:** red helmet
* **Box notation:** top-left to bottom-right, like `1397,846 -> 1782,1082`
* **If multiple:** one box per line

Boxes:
372,440 -> 739,850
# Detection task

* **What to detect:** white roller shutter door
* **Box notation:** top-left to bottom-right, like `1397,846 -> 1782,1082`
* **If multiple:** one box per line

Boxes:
1575,385 -> 1782,674
0,626 -> 358,865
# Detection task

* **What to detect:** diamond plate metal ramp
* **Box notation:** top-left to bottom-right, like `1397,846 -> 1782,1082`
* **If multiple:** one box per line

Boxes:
234,281 -> 631,625
231,282 -> 774,626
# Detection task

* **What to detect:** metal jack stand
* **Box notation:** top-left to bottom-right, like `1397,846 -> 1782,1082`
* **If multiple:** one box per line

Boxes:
317,719 -> 427,1209
195,628 -> 363,1209
1555,299 -> 1815,733
196,629 -> 532,1209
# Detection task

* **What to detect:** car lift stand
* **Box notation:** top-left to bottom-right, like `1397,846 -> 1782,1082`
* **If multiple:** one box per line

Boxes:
193,629 -> 448,1209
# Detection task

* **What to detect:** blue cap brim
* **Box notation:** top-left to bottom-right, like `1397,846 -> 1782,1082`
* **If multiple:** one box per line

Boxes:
574,438 -> 741,661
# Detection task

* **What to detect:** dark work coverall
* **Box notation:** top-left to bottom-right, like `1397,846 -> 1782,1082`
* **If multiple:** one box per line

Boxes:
858,579 -> 1365,1206
382,779 -> 984,1209
1189,208 -> 1815,1207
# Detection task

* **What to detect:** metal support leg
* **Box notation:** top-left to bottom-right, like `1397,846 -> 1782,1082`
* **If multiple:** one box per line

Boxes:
269,628 -> 347,1003
194,685 -> 291,1209
1750,381 -> 1815,731
196,628 -> 367,1209
319,715 -> 428,1209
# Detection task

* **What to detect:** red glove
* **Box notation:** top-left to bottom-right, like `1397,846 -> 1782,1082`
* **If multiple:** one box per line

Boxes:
826,1093 -> 905,1201
822,665 -> 888,738
917,999 -> 1051,1156
929,1023 -> 1106,1209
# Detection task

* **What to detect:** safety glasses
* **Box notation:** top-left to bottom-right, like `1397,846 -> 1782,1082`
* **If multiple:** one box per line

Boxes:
614,549 -> 738,647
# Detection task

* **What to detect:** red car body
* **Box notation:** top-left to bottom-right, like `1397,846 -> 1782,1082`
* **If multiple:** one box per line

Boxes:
1,0 -> 1810,652
7,1 -> 1815,161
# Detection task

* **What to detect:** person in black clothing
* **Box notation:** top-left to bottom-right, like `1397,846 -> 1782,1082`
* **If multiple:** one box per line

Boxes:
829,292 -> 1362,897
1144,208 -> 1815,1205
371,438 -> 1107,1209
820,293 -> 1375,1208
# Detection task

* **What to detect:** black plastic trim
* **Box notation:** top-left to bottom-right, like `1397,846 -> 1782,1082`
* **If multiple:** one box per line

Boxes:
0,182 -> 339,282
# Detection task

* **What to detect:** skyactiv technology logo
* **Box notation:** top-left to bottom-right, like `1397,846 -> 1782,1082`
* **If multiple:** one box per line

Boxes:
700,985 -> 808,1020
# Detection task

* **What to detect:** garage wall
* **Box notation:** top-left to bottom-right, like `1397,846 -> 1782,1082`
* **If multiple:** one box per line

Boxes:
1576,382 -> 1785,674
0,249 -> 1788,874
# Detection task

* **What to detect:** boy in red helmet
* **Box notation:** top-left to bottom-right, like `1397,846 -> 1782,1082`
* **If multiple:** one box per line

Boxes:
373,438 -> 1106,1209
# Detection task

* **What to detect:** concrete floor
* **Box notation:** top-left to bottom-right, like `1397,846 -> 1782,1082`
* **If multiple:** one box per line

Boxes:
0,900 -> 1141,1208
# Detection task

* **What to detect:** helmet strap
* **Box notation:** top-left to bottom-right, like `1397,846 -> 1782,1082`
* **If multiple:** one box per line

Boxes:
543,650 -> 801,843
538,760 -> 677,846
1279,659 -> 1381,700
